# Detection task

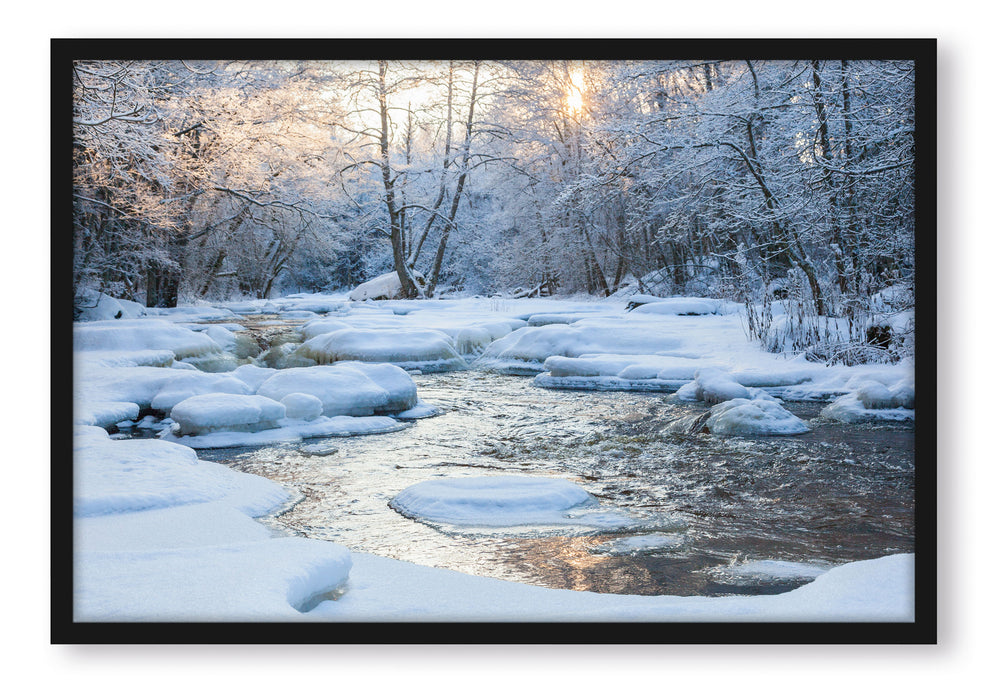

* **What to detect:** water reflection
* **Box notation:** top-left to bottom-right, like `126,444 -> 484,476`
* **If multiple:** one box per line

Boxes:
205,371 -> 914,597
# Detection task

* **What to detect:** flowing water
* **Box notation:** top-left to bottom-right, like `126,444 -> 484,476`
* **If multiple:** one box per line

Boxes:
200,368 -> 915,598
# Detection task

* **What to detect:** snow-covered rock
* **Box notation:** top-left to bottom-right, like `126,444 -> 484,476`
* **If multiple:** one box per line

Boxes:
349,271 -> 403,301
170,393 -> 288,436
705,398 -> 809,436
299,318 -> 352,341
298,328 -> 468,372
477,321 -> 683,374
73,426 -> 287,517
628,297 -> 721,316
151,373 -> 254,412
279,392 -> 324,421
677,368 -> 753,404
75,288 -> 147,321
74,319 -> 222,359
256,362 -> 418,417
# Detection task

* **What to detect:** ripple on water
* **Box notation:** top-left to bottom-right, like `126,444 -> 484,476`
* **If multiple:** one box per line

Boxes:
204,371 -> 914,597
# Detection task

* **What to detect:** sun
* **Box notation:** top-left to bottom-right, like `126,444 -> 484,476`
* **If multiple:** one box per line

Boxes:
566,69 -> 585,114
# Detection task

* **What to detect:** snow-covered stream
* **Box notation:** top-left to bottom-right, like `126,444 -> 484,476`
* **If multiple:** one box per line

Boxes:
75,294 -> 916,621
197,369 -> 913,598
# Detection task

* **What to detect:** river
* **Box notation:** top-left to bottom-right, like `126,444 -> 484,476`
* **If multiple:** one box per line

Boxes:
198,368 -> 914,598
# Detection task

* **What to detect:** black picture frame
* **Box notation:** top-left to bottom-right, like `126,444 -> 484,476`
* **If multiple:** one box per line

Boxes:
52,37 -> 936,645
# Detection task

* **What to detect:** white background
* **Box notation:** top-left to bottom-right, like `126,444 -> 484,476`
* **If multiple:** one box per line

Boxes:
6,4 -> 980,697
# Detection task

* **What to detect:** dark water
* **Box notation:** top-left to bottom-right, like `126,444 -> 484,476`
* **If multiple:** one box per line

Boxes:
202,370 -> 914,597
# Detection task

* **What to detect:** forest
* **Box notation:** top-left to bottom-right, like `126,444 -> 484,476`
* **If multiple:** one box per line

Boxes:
72,58 -> 916,362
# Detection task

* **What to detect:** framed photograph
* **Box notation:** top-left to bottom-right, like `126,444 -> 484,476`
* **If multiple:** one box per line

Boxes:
53,38 -> 935,644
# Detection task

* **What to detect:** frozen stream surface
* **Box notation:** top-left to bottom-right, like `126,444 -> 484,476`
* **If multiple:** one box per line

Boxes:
201,370 -> 914,598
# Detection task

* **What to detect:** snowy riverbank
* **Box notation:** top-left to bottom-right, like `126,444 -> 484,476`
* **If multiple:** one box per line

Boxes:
71,291 -> 915,622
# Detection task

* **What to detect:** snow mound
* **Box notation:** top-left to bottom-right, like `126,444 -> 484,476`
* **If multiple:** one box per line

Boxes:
256,362 -> 418,417
228,363 -> 278,392
298,328 -> 467,372
74,426 -> 287,517
820,393 -> 915,423
705,398 -> 810,436
300,319 -> 353,341
390,476 -> 596,527
170,393 -> 288,436
349,271 -> 403,301
280,392 -> 324,421
76,537 -> 352,621
74,319 -> 222,358
676,368 -> 753,404
75,400 -> 140,428
75,288 -> 147,321
819,376 -> 915,423
477,323 -> 682,374
629,297 -> 720,316
151,374 -> 253,412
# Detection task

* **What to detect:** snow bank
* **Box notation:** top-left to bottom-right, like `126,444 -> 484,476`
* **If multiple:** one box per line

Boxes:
309,552 -> 913,622
145,304 -> 240,322
74,426 -> 288,517
166,415 -> 406,449
676,368 -> 754,404
150,373 -> 254,412
280,392 -> 324,421
300,318 -> 352,341
256,362 -> 418,417
477,321 -> 683,374
298,328 -> 468,372
170,393 -> 288,436
74,319 -> 222,358
820,377 -> 916,423
75,288 -> 147,321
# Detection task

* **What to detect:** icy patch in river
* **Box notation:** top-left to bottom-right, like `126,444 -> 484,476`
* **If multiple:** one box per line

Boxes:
389,475 -> 653,535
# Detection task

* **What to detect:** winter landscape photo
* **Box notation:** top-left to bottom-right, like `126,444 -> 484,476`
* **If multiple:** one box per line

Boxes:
60,41 -> 930,638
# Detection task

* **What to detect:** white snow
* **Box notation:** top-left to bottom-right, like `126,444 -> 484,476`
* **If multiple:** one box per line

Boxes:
390,476 -> 594,527
348,271 -> 403,301
75,288 -> 147,321
256,362 -> 418,417
298,328 -> 468,372
70,291 -> 916,624
165,415 -> 406,449
150,373 -> 254,412
299,318 -> 352,341
74,318 -> 222,358
389,475 -> 646,533
279,392 -> 324,421
74,426 -> 288,518
628,297 -> 722,315
704,398 -> 810,436
678,368 -> 755,404
170,393 -> 288,435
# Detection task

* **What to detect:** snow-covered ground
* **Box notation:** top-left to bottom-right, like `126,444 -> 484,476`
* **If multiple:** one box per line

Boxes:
71,291 -> 915,622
